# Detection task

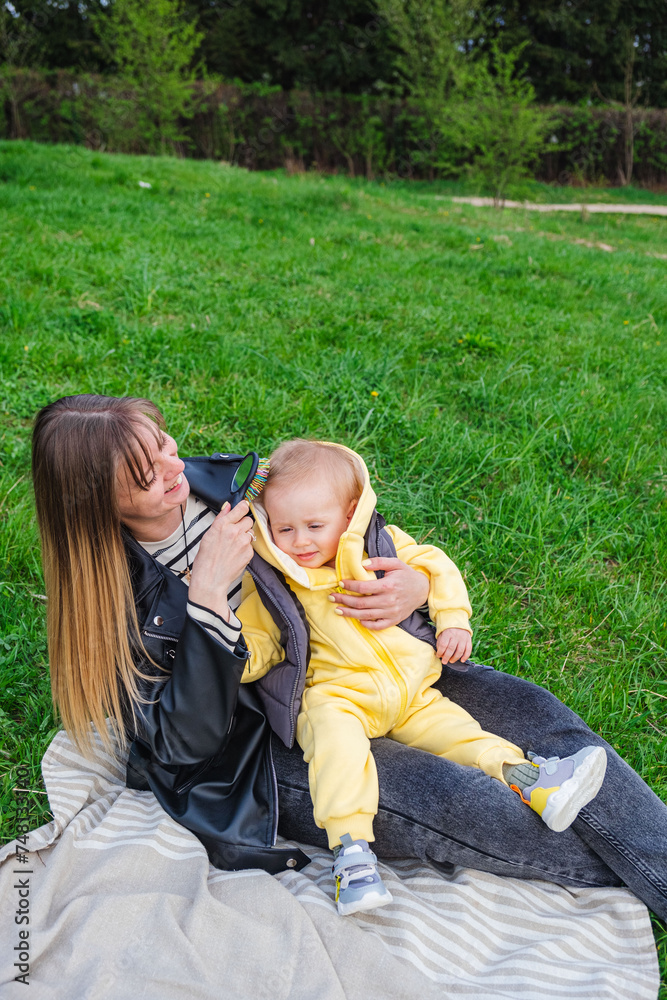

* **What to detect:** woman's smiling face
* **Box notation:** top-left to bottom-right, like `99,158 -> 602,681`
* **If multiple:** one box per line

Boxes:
116,421 -> 190,540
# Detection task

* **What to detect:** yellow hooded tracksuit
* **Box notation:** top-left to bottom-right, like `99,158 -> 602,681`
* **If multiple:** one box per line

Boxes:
238,445 -> 525,848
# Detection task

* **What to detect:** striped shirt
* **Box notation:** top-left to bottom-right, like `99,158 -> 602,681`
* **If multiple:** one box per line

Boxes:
138,496 -> 243,653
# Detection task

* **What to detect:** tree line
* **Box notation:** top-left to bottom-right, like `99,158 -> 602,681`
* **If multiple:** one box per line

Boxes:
2,0 -> 666,194
3,0 -> 666,107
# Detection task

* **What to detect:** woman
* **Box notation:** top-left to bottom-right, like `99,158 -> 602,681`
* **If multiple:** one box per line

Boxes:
32,394 -> 667,917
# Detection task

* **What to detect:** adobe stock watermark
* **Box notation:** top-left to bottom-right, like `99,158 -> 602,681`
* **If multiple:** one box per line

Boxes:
11,764 -> 37,986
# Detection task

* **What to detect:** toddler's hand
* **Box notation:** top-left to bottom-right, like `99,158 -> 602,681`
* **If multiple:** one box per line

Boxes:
437,628 -> 472,665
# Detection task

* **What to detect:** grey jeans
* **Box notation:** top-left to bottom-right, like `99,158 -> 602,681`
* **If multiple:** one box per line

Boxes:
272,661 -> 667,920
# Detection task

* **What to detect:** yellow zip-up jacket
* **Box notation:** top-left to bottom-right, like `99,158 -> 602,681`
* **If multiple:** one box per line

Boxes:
238,445 -> 473,714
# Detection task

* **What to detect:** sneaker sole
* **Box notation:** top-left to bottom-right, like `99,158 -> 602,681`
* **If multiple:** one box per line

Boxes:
337,889 -> 393,917
541,747 -> 607,832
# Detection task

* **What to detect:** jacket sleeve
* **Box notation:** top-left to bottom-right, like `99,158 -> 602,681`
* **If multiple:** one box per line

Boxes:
236,574 -> 285,683
384,524 -> 473,636
132,612 -> 249,767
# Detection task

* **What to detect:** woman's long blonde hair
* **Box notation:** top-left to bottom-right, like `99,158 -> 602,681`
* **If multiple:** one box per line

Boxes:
32,395 -> 166,757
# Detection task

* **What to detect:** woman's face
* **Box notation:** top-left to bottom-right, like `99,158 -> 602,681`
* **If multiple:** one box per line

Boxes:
116,422 -> 190,540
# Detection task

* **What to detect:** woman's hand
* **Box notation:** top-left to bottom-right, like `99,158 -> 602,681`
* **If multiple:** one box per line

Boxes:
436,628 -> 472,664
332,557 -> 430,630
188,501 -> 254,621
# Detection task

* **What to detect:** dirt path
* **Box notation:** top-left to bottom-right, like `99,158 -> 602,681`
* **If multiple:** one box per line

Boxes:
442,196 -> 667,217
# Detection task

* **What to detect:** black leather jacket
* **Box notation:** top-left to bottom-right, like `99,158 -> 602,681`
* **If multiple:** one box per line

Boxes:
123,455 -> 310,874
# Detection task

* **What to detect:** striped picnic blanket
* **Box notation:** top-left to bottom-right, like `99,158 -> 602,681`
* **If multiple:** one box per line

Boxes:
0,728 -> 659,1000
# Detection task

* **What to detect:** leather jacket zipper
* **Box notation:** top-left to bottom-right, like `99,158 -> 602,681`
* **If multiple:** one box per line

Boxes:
266,736 -> 279,845
174,758 -> 212,796
172,713 -> 236,796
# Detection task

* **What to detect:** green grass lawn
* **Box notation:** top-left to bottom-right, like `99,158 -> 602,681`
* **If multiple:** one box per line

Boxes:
1,140 -> 666,986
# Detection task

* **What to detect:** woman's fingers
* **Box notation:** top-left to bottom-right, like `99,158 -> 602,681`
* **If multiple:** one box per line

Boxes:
208,501 -> 253,543
360,557 -> 408,573
333,592 -> 392,610
188,500 -> 255,617
336,581 -> 379,596
334,578 -> 402,616
335,602 -> 394,619
330,559 -> 431,630
214,499 -> 249,525
334,559 -> 429,629
333,595 -> 403,625
338,564 -> 402,596
361,618 -> 395,631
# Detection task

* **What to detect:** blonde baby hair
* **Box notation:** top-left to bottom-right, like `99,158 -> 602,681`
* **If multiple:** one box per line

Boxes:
263,439 -> 364,509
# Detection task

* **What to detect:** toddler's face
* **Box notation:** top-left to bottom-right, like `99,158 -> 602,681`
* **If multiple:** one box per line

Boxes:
263,480 -> 356,569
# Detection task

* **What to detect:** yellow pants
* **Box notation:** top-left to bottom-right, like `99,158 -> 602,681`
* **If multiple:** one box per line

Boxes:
296,681 -> 526,848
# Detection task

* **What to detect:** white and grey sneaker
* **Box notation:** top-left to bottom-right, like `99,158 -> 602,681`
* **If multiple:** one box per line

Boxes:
333,834 -> 393,916
512,746 -> 608,832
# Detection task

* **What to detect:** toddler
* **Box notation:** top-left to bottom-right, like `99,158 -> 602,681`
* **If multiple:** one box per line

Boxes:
238,440 -> 607,916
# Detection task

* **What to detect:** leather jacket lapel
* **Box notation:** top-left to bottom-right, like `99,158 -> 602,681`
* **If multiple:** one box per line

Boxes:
124,531 -> 187,640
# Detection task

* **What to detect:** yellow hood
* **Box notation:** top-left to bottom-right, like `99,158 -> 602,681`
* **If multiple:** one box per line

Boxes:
250,443 -> 379,591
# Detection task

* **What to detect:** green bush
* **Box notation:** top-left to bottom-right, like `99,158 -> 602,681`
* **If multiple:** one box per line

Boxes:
94,0 -> 203,154
437,44 -> 554,203
1,69 -> 667,187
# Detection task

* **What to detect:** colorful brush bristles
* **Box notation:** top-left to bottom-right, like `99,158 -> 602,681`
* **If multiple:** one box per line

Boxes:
244,457 -> 270,501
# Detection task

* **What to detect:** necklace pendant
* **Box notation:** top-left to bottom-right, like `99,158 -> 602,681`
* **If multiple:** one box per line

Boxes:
179,505 -> 192,585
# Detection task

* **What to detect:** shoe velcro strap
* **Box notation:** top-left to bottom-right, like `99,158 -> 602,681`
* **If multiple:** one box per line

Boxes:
333,850 -> 378,879
334,864 -> 377,890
